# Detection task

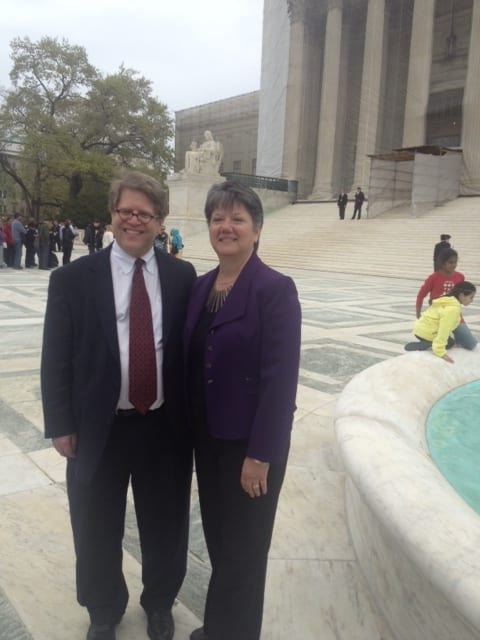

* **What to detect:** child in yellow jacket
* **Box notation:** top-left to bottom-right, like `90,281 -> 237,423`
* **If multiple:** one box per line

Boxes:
405,281 -> 476,363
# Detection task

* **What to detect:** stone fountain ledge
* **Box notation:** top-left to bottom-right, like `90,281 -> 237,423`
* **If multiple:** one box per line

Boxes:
334,349 -> 480,640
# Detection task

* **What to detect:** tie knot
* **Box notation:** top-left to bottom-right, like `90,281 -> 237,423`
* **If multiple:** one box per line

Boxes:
134,258 -> 145,272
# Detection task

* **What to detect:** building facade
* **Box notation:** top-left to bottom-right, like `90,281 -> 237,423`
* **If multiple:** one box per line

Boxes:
256,0 -> 480,199
174,92 -> 259,175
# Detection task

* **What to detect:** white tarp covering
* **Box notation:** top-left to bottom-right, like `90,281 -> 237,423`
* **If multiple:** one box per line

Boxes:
367,159 -> 413,219
367,151 -> 462,219
256,0 -> 290,178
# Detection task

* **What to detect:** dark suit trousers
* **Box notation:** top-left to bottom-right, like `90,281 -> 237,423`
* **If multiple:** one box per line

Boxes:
352,204 -> 363,219
66,407 -> 192,624
194,435 -> 288,640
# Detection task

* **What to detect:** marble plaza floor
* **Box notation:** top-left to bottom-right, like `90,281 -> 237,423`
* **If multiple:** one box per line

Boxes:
1,209 -> 479,640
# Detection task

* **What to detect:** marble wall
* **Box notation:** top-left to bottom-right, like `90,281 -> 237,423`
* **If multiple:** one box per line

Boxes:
335,349 -> 480,640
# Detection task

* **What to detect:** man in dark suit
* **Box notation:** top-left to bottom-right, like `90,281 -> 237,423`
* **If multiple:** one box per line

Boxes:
337,190 -> 348,220
351,186 -> 365,219
41,172 -> 196,640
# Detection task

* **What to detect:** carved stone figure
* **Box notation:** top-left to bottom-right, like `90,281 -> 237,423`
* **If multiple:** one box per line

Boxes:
198,130 -> 223,174
182,131 -> 223,176
185,140 -> 201,174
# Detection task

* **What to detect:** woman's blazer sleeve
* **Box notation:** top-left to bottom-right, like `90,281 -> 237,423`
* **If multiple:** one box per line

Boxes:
246,274 -> 301,463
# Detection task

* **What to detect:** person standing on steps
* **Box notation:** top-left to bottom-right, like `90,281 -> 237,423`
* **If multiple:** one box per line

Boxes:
433,233 -> 452,271
351,186 -> 365,220
337,190 -> 348,220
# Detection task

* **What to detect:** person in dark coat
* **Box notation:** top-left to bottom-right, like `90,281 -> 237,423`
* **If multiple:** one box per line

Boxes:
433,233 -> 452,270
83,221 -> 98,254
38,219 -> 53,270
337,190 -> 348,220
24,219 -> 38,267
41,172 -> 196,640
351,186 -> 365,219
61,219 -> 76,265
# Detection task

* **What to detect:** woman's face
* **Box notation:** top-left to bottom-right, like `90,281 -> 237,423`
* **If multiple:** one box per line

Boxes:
459,291 -> 475,306
208,203 -> 260,260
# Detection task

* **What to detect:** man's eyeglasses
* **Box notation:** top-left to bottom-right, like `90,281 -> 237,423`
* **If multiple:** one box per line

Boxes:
114,208 -> 159,223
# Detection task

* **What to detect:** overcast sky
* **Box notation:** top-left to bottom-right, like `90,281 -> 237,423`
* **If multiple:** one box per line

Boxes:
0,0 -> 264,113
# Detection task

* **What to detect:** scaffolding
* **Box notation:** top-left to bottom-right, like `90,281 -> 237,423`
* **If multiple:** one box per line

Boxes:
367,146 -> 463,219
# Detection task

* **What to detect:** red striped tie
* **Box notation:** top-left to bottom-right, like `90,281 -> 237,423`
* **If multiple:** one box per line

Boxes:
129,258 -> 157,414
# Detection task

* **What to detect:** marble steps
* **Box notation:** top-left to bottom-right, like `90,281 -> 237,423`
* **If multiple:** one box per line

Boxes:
182,197 -> 480,283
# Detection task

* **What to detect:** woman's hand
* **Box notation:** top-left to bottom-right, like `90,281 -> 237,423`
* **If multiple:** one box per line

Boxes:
241,457 -> 270,498
442,354 -> 454,364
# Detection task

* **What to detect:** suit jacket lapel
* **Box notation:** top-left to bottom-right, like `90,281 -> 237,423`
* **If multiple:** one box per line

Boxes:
185,253 -> 262,349
93,246 -> 120,363
156,249 -> 177,345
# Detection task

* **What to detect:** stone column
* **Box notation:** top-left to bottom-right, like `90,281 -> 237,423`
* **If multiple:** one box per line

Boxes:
461,2 -> 480,195
402,0 -> 435,147
282,1 -> 307,186
311,0 -> 343,199
353,0 -> 385,191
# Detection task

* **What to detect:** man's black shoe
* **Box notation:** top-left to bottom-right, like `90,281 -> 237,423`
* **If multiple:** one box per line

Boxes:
147,610 -> 174,640
190,627 -> 208,640
86,622 -> 116,640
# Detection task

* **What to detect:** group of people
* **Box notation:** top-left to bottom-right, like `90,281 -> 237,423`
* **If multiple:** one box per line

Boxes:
154,225 -> 183,257
0,215 -> 78,270
334,191 -> 477,359
41,172 -> 301,640
1,211 -> 185,274
83,220 -> 112,253
0,212 -> 27,269
84,218 -> 184,260
336,187 -> 365,220
405,233 -> 477,362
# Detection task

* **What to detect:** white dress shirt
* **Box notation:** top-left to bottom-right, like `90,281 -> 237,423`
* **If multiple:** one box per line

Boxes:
110,241 -> 164,410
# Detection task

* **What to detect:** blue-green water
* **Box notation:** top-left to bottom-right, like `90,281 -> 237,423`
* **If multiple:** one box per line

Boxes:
426,380 -> 480,515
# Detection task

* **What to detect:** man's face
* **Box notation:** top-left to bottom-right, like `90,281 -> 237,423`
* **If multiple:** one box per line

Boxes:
111,188 -> 161,258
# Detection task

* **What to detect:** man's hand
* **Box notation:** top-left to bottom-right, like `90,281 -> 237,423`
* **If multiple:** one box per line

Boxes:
52,434 -> 77,458
442,354 -> 454,364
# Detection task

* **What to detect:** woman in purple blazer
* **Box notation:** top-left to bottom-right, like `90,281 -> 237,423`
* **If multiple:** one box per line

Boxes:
184,182 -> 301,640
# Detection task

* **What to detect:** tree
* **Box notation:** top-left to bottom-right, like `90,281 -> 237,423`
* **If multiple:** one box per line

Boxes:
81,66 -> 174,174
0,37 -> 174,223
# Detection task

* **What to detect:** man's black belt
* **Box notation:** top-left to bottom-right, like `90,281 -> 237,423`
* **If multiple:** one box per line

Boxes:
115,406 -> 163,418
